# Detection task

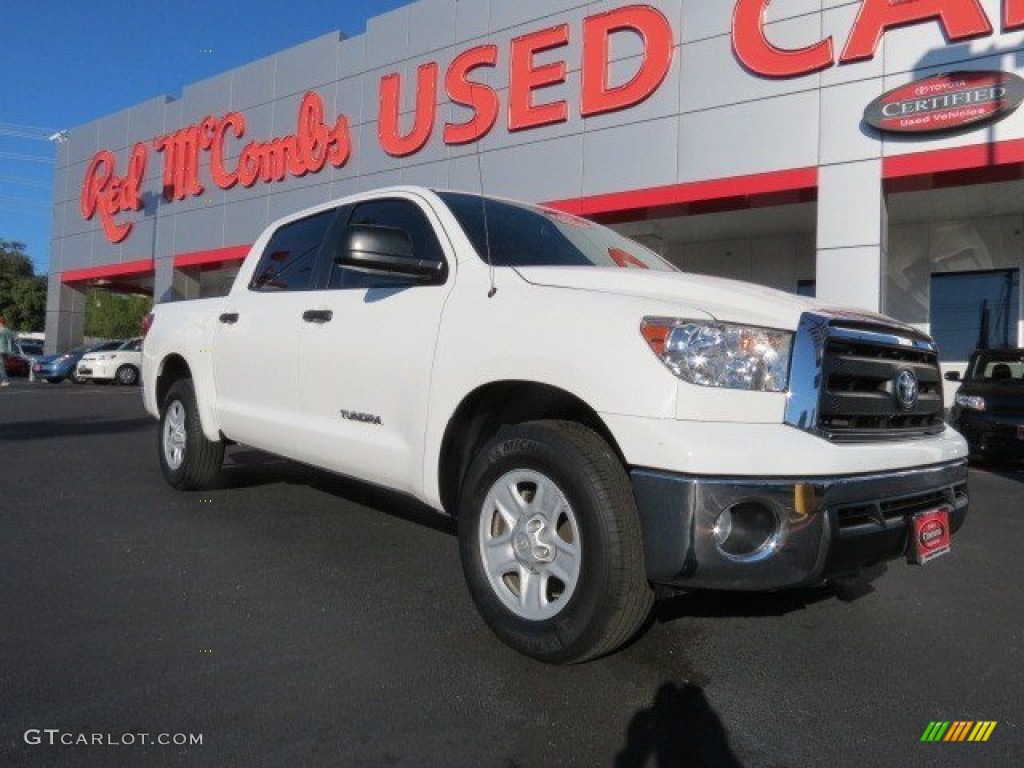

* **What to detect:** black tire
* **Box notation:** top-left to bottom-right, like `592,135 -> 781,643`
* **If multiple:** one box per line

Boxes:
158,379 -> 224,490
45,377 -> 63,384
115,364 -> 140,386
458,420 -> 653,664
70,368 -> 88,385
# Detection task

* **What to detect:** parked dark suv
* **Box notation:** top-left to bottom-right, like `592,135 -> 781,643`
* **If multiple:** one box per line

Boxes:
947,348 -> 1024,463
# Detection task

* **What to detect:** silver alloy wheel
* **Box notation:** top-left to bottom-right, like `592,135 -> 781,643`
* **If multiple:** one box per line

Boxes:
162,400 -> 187,471
478,469 -> 581,621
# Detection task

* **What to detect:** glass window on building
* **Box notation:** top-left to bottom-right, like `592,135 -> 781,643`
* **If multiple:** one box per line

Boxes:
930,269 -> 1020,361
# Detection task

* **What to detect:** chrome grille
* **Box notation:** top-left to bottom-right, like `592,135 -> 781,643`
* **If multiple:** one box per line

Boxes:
785,312 -> 946,442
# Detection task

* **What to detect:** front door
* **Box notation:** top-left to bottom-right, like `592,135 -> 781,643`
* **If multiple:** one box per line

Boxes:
295,193 -> 455,495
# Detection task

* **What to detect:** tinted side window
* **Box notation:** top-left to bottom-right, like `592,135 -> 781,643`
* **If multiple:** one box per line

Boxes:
330,198 -> 444,290
250,210 -> 336,292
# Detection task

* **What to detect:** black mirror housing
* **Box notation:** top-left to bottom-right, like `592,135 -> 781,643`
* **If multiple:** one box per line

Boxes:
336,225 -> 446,284
943,371 -> 962,382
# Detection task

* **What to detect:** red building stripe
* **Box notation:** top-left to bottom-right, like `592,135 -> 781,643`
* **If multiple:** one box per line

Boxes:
884,138 -> 1024,193
61,258 -> 155,284
545,168 -> 819,220
174,245 -> 251,269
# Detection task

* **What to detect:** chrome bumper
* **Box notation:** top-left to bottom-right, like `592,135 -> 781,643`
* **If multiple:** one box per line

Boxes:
630,460 -> 968,590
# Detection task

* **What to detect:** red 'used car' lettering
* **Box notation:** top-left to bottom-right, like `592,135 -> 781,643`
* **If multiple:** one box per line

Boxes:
734,0 -> 1012,78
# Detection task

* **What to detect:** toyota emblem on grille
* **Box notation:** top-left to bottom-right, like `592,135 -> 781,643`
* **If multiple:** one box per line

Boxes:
894,369 -> 919,410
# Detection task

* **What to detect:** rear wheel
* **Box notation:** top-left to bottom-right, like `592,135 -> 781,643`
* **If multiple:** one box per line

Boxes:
159,379 -> 224,490
458,420 -> 652,664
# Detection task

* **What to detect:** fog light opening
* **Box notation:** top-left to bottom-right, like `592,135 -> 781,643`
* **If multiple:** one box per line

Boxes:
712,501 -> 780,560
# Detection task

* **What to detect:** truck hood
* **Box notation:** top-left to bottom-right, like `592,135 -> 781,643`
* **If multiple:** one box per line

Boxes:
514,266 -> 829,329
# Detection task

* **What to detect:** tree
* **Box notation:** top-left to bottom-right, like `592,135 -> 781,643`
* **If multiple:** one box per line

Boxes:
84,288 -> 152,339
0,239 -> 46,332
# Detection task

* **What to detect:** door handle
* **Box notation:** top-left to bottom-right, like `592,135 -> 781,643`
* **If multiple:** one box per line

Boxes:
302,309 -> 334,324
219,312 -> 239,324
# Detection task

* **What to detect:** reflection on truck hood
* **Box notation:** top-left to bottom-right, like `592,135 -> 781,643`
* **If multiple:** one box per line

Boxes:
513,266 -> 824,329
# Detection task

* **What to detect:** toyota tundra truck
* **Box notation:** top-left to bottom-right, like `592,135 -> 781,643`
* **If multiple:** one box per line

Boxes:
142,187 -> 969,663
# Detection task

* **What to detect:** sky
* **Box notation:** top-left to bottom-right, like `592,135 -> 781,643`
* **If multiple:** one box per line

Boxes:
0,0 -> 409,275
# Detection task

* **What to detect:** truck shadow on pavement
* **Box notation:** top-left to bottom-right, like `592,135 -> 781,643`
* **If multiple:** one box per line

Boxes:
0,417 -> 153,441
974,466 -> 1024,484
221,448 -> 458,536
653,564 -> 887,623
220,448 -> 888,614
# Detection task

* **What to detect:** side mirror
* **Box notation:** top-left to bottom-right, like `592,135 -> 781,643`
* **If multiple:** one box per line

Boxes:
943,371 -> 962,382
335,225 -> 446,284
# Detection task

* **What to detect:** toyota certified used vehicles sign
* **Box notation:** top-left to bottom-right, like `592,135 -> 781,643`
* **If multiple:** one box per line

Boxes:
864,71 -> 1024,134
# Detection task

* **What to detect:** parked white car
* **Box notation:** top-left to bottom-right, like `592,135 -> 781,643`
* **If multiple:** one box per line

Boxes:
77,338 -> 143,385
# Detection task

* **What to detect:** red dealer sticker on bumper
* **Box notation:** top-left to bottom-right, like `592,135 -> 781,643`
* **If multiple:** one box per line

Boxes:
907,508 -> 951,565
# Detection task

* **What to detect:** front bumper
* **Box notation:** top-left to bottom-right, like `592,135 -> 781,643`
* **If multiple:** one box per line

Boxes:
953,412 -> 1024,462
631,460 -> 968,590
33,361 -> 74,378
77,360 -> 116,380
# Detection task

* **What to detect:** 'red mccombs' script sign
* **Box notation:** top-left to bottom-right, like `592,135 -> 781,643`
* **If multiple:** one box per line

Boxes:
80,4 -> 674,244
863,71 -> 1024,134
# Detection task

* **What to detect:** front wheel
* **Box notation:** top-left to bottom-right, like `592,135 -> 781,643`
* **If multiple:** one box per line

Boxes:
458,421 -> 653,664
116,364 -> 139,386
159,379 -> 224,490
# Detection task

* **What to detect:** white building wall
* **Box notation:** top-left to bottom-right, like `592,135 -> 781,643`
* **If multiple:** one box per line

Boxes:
664,234 -> 816,295
46,0 -> 1024,348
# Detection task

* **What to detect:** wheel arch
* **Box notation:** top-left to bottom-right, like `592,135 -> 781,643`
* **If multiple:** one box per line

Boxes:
155,354 -> 222,443
155,354 -> 191,408
436,380 -> 627,517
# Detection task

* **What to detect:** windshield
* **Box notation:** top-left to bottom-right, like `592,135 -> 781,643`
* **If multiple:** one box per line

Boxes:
437,191 -> 676,271
968,350 -> 1024,382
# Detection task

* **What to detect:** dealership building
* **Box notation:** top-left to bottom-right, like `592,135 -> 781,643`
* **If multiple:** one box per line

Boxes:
48,0 -> 1024,393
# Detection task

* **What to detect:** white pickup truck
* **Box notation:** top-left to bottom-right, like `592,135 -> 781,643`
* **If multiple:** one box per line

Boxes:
142,186 -> 969,663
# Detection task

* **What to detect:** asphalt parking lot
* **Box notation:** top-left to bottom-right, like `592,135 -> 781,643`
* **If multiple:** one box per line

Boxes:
1,378 -> 1021,767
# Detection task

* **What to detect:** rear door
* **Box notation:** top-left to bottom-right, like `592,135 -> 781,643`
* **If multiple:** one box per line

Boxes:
294,193 -> 455,493
213,208 -> 339,456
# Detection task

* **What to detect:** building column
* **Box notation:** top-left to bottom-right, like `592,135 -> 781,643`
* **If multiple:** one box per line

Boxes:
173,268 -> 201,300
815,160 -> 887,312
43,275 -> 85,354
155,256 -> 177,303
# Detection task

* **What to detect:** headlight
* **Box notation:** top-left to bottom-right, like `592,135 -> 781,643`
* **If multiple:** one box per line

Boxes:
641,318 -> 793,392
955,394 -> 986,411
